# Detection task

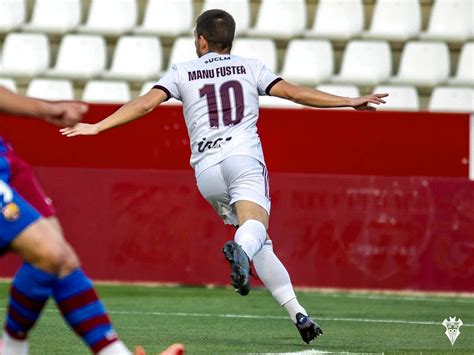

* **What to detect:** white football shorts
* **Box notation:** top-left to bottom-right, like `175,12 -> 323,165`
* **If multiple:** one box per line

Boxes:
196,155 -> 271,226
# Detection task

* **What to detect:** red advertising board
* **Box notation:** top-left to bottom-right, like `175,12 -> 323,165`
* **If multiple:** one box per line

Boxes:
0,106 -> 472,291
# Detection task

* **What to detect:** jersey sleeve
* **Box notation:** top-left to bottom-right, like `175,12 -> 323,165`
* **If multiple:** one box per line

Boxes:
153,64 -> 181,101
255,60 -> 282,96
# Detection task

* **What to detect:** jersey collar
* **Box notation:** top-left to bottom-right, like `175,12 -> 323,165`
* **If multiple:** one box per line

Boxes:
201,51 -> 229,59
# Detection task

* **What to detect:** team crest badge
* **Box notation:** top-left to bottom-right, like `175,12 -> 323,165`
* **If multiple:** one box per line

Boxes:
2,202 -> 20,221
442,316 -> 463,346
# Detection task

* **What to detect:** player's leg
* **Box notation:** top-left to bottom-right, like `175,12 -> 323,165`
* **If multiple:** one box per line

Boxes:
232,198 -> 308,321
211,156 -> 268,295
196,162 -> 254,294
252,236 -> 322,343
51,255 -> 130,354
232,199 -> 268,257
224,156 -> 322,342
219,199 -> 267,295
0,186 -> 58,355
3,216 -> 131,354
223,157 -> 303,314
224,156 -> 270,261
1,146 -> 58,353
232,198 -> 308,310
234,207 -> 323,344
40,218 -> 130,353
2,152 -> 131,354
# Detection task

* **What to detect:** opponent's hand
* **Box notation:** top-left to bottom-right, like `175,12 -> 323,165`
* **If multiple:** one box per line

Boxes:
350,93 -> 388,111
60,123 -> 99,137
60,102 -> 89,126
44,102 -> 89,127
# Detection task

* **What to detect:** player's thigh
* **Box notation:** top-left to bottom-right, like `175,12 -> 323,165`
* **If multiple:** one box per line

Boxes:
221,155 -> 270,228
9,150 -> 79,269
196,163 -> 237,225
10,218 -> 69,272
0,181 -> 77,274
9,148 -> 56,217
13,217 -> 80,275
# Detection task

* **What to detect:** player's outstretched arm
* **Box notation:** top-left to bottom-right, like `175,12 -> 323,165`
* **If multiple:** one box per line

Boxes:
269,80 -> 388,111
0,87 -> 88,127
60,89 -> 167,137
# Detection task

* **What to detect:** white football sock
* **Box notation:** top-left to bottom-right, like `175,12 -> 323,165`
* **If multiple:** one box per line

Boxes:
234,219 -> 266,260
282,298 -> 308,323
98,340 -> 132,355
2,332 -> 28,355
253,240 -> 307,323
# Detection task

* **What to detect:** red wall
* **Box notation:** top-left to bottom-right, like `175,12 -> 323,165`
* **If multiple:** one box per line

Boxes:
0,106 -> 472,292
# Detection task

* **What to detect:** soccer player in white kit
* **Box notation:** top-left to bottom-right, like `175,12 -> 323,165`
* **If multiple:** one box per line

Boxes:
62,9 -> 388,344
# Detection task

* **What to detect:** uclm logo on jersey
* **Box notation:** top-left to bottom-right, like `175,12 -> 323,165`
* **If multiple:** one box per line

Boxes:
205,56 -> 231,64
442,316 -> 463,346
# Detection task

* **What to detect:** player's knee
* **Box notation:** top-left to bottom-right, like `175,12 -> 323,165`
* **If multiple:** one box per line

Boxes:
34,242 -> 69,274
59,245 -> 81,276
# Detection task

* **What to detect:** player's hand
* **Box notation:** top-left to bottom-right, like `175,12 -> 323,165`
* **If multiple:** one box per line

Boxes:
44,102 -> 89,127
60,123 -> 99,137
60,102 -> 89,126
350,93 -> 388,111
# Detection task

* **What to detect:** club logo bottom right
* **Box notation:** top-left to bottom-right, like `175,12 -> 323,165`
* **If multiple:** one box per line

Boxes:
442,316 -> 463,346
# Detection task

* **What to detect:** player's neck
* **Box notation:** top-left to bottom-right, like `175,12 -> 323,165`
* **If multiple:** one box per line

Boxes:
202,49 -> 230,56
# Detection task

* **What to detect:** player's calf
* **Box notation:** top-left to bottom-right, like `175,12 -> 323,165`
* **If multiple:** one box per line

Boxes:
53,269 -> 121,353
3,262 -> 57,354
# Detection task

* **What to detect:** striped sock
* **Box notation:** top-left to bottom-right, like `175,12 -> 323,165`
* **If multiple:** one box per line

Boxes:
4,263 -> 56,340
53,269 -> 118,353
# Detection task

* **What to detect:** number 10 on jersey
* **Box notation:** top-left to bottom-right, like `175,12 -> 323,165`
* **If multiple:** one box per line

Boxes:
199,80 -> 244,128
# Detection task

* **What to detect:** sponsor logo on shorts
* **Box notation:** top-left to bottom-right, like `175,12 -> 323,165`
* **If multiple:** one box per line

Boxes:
2,202 -> 20,221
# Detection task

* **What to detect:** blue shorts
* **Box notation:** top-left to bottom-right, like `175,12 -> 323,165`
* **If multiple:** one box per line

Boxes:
0,139 -> 41,254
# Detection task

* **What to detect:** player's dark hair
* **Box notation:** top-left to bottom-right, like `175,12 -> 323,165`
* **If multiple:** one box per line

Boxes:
196,9 -> 235,53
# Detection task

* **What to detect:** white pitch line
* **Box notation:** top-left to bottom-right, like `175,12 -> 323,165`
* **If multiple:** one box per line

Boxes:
90,310 -> 474,327
1,280 -> 473,302
0,308 -> 471,328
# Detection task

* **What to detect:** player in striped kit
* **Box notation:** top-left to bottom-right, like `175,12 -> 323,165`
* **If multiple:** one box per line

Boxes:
0,87 -> 184,355
61,9 -> 387,344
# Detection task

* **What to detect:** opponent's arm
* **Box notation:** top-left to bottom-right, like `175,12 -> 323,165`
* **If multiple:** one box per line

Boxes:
0,87 -> 88,126
269,80 -> 387,111
0,87 -> 51,117
60,89 -> 167,137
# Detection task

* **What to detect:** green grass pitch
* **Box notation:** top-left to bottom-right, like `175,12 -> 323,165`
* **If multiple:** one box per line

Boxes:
0,282 -> 472,354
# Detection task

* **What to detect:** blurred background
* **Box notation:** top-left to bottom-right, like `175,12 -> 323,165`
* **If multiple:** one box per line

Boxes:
0,0 -> 472,111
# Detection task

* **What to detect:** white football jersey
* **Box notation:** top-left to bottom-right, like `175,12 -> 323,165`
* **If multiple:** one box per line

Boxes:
154,52 -> 281,176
